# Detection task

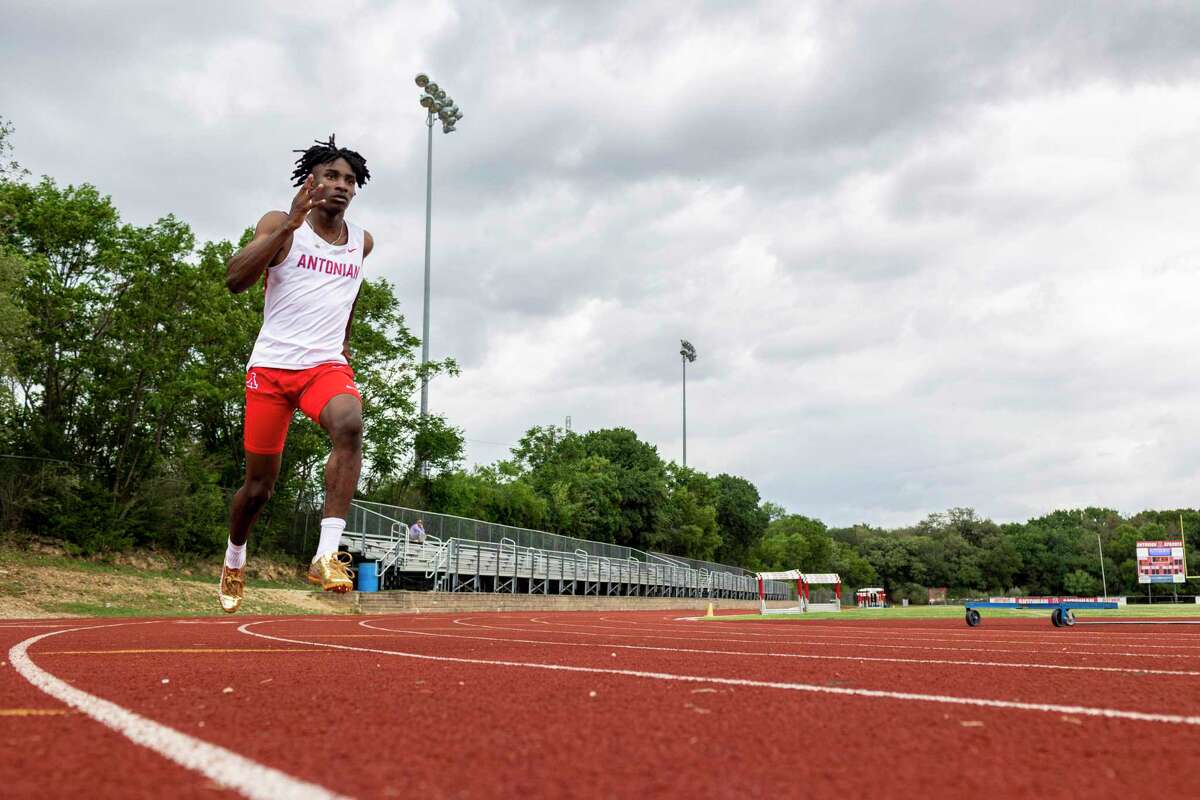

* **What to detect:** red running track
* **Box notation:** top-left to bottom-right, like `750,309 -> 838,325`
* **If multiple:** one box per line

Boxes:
3,611 -> 1199,799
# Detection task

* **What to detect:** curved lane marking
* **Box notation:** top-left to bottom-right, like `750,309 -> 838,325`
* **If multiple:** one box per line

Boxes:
602,615 -> 1200,644
521,616 -> 1200,653
525,616 -> 1200,650
238,620 -> 1200,727
443,615 -> 1195,660
9,622 -> 350,800
358,619 -> 1200,678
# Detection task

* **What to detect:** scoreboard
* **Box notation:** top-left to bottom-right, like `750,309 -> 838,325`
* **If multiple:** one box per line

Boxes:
1136,540 -> 1186,584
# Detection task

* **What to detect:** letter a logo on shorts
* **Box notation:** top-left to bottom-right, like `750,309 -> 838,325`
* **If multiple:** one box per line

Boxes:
246,372 -> 259,390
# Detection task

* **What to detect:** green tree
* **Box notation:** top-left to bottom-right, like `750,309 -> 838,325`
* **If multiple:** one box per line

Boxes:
0,250 -> 28,386
0,174 -> 450,554
578,428 -> 667,549
830,540 -> 878,590
713,473 -> 769,565
0,117 -> 26,181
1063,569 -> 1099,596
978,529 -> 1023,592
647,464 -> 721,560
750,513 -> 834,572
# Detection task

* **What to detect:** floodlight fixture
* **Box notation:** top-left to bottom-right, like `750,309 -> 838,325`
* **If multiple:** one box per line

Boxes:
679,339 -> 698,466
414,71 -> 466,452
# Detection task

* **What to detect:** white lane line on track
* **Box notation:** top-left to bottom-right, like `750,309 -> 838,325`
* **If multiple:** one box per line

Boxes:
597,615 -> 1200,642
237,621 -> 1200,727
748,623 -> 1200,648
609,617 -> 1200,644
524,617 -> 1200,651
449,617 -> 1197,661
9,623 -> 350,800
358,620 -> 1200,678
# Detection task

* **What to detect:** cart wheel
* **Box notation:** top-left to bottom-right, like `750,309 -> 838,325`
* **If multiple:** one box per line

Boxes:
1062,609 -> 1076,627
965,609 -> 981,627
1051,608 -> 1063,627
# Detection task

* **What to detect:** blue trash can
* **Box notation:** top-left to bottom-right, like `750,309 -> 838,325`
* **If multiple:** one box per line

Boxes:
357,560 -> 379,592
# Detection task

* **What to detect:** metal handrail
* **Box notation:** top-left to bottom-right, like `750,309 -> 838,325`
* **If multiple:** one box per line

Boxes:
355,526 -> 762,600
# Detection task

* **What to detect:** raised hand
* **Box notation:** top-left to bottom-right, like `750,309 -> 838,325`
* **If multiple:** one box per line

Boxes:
286,175 -> 326,229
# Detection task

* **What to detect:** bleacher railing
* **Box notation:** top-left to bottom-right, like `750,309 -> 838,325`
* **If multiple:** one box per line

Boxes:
346,500 -> 772,598
351,501 -> 755,576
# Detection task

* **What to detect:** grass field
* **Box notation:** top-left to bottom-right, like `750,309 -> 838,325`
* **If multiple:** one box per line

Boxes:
709,602 -> 1200,622
0,538 -> 342,618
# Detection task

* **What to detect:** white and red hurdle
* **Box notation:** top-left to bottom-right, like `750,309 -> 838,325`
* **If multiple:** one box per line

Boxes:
756,570 -> 842,614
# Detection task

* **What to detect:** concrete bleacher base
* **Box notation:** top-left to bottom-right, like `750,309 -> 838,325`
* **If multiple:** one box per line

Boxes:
313,590 -> 763,615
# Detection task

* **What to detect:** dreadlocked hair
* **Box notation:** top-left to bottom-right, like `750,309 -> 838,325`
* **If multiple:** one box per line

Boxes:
291,133 -> 370,187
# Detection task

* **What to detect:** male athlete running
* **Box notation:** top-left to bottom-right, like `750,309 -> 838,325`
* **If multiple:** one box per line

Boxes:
219,135 -> 373,613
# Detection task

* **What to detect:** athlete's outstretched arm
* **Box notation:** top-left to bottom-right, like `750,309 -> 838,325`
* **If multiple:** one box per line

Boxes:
225,176 -> 327,294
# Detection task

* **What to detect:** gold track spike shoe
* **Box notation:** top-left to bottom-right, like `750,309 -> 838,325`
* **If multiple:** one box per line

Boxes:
307,551 -> 355,593
218,565 -> 245,613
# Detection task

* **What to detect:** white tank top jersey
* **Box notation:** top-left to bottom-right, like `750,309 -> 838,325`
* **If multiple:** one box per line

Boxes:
247,219 -> 366,370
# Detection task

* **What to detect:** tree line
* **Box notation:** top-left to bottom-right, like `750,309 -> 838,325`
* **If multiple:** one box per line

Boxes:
1,120 -> 1196,601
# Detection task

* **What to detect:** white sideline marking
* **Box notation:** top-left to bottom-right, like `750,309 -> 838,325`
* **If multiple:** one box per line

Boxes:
605,615 -> 1200,642
528,616 -> 1200,650
239,622 -> 1200,727
9,624 -> 349,800
359,620 -> 1200,678
448,617 -> 1196,660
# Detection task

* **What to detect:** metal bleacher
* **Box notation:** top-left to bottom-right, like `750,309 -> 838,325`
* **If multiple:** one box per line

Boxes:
340,500 -> 783,600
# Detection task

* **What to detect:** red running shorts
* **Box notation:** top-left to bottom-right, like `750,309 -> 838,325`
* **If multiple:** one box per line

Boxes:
243,362 -> 361,455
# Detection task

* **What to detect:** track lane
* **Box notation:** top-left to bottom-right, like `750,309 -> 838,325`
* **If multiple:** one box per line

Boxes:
359,619 -> 1200,677
338,617 -> 1200,714
529,615 -> 1200,651
7,611 -> 1200,799
438,615 -> 1200,666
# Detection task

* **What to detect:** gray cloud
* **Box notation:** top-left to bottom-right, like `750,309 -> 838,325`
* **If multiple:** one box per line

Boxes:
7,1 -> 1200,526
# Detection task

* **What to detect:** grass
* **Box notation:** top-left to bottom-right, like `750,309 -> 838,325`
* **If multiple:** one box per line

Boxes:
0,537 -> 346,619
0,546 -> 305,590
708,602 -> 1200,622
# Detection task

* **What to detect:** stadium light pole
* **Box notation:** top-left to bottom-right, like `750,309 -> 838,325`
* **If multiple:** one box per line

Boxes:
414,73 -> 463,421
1082,509 -> 1108,599
680,340 -> 697,467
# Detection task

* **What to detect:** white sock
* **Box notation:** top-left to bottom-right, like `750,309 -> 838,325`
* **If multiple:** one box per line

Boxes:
313,517 -> 346,562
224,540 -> 247,570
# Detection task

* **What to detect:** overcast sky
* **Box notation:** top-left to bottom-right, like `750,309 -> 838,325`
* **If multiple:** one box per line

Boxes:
6,1 -> 1200,527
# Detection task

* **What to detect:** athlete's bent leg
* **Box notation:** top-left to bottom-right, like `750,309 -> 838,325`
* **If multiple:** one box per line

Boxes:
319,393 -> 363,519
305,393 -> 362,592
228,451 -> 283,546
220,451 -> 282,612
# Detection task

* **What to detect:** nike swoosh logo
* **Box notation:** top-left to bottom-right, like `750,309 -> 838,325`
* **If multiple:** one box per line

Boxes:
348,248 -> 358,253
